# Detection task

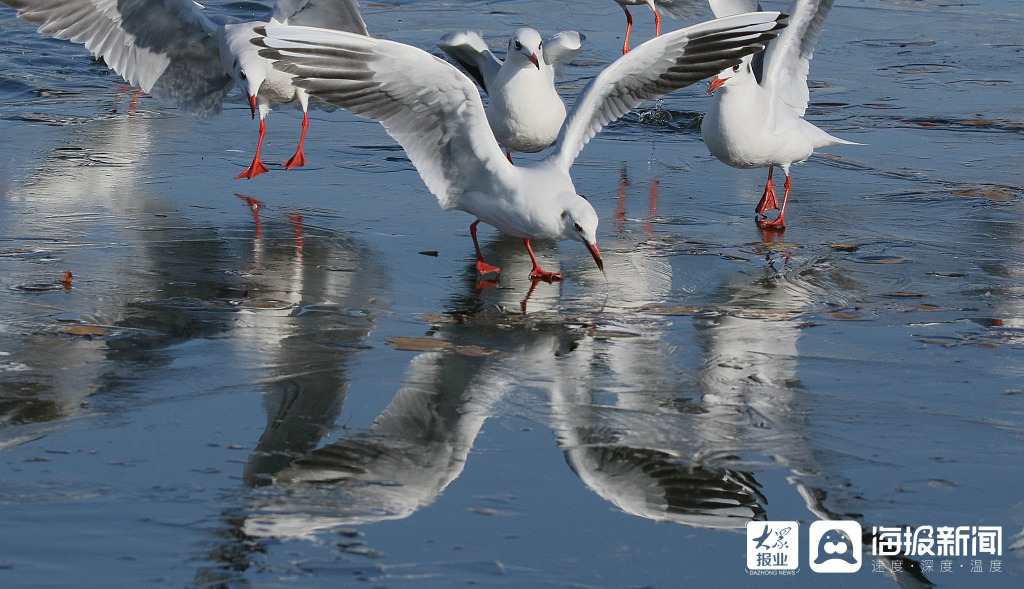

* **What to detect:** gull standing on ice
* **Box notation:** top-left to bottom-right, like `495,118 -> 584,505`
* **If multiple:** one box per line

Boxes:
701,0 -> 861,229
0,0 -> 368,179
255,12 -> 786,281
437,28 -> 584,159
613,0 -> 707,54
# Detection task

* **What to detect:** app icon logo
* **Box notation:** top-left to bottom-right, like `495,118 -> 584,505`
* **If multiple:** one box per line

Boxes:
747,521 -> 799,570
809,520 -> 862,573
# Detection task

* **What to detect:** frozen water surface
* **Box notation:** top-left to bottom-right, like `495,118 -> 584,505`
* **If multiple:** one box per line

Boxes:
0,0 -> 1022,587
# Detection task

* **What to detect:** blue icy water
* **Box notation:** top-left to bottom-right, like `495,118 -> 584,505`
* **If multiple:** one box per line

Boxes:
0,0 -> 1022,587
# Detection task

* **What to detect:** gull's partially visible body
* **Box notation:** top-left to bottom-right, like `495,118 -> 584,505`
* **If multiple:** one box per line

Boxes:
438,28 -> 584,157
0,0 -> 368,179
613,0 -> 707,54
256,12 -> 786,280
702,0 -> 861,229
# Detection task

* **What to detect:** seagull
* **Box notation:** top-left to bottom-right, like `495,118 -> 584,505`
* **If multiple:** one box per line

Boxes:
0,0 -> 368,179
437,28 -> 584,159
613,0 -> 707,54
255,12 -> 786,281
701,0 -> 861,229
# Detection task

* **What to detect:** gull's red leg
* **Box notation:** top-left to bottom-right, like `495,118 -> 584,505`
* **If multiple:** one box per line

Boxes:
283,111 -> 309,170
236,118 -> 270,179
621,5 -> 634,54
756,173 -> 791,230
471,220 -> 500,275
654,9 -> 662,36
524,239 -> 563,282
755,166 -> 779,215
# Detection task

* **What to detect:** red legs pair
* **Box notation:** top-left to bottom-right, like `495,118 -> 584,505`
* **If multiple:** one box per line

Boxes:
754,166 -> 791,230
470,220 -> 562,284
236,112 -> 310,180
621,5 -> 662,54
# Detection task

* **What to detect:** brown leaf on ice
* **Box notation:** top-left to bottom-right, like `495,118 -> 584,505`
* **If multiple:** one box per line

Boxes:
386,337 -> 454,351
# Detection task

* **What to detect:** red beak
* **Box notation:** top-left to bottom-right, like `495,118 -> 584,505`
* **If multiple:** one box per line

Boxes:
529,53 -> 540,69
248,95 -> 257,119
707,76 -> 726,95
586,242 -> 605,276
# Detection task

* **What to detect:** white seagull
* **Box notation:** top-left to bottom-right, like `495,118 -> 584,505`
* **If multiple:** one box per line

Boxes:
437,28 -> 584,159
701,0 -> 861,229
255,12 -> 786,281
613,0 -> 707,54
0,0 -> 368,179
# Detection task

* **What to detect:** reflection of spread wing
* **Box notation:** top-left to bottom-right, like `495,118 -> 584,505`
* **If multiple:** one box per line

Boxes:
4,0 -> 234,115
564,443 -> 767,529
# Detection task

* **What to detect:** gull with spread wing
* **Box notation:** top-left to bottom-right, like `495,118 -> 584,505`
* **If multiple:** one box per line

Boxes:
0,0 -> 368,179
438,28 -> 583,159
702,0 -> 861,229
255,12 -> 786,281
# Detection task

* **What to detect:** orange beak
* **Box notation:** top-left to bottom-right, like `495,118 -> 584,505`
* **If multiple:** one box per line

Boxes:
707,76 -> 726,95
248,95 -> 257,119
529,53 -> 540,69
586,242 -> 604,276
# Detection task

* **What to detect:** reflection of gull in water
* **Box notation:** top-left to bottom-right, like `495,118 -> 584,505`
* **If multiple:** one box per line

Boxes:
0,111 -> 165,426
241,323 -> 543,539
541,224 -> 768,528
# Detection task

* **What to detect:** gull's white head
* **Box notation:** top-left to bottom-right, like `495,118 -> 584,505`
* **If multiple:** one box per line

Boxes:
560,195 -> 604,274
507,28 -> 543,70
224,25 -> 271,118
706,56 -> 757,94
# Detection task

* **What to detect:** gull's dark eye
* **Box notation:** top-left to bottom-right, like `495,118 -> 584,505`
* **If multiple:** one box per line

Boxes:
514,40 -> 522,50
240,70 -> 248,80
732,64 -> 741,72
573,223 -> 583,232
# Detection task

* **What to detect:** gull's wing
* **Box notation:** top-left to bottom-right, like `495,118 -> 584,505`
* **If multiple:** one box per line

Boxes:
255,25 -> 514,212
542,30 -> 585,68
551,11 -> 786,170
708,0 -> 766,83
436,31 -> 502,93
761,0 -> 836,116
2,0 -> 234,115
272,0 -> 368,35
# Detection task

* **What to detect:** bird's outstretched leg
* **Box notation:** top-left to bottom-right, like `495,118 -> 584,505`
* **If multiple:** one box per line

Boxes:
505,149 -> 514,165
524,239 -> 563,282
283,111 -> 309,170
471,220 -> 500,275
755,166 -> 778,215
653,9 -> 662,36
756,173 -> 790,230
237,118 -> 270,179
621,5 -> 634,54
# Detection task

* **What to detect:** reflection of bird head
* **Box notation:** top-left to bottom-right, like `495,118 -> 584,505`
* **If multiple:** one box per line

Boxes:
814,529 -> 857,564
